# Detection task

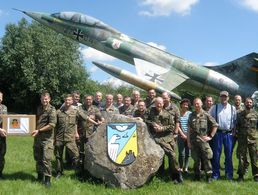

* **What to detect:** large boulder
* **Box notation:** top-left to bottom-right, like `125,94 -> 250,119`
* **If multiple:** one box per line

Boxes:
84,114 -> 164,189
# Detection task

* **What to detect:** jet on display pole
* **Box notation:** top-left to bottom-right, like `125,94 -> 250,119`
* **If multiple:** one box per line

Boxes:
20,10 -> 258,99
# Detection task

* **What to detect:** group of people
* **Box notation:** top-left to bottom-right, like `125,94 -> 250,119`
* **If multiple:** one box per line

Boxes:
0,89 -> 257,188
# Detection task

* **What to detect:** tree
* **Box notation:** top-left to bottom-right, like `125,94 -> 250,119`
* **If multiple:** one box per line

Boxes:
0,18 -> 91,113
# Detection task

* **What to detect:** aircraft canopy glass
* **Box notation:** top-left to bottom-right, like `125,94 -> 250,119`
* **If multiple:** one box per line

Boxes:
51,12 -> 118,33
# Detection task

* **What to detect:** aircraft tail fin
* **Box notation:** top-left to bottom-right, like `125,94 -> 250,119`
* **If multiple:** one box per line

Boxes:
206,52 -> 258,94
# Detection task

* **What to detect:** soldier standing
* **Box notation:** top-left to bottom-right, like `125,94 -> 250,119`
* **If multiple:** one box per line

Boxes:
119,96 -> 135,117
0,91 -> 7,179
236,97 -> 258,182
55,94 -> 80,178
93,91 -> 104,110
133,100 -> 148,122
146,97 -> 183,183
145,89 -> 156,109
203,96 -> 214,112
233,95 -> 249,173
31,92 -> 56,187
77,95 -> 103,175
131,90 -> 141,109
188,98 -> 218,182
101,94 -> 119,120
115,94 -> 124,109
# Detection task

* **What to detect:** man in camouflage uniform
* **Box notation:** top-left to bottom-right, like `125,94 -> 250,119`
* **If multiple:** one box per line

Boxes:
101,94 -> 119,120
188,98 -> 218,182
31,92 -> 56,187
119,96 -> 135,117
146,97 -> 183,183
145,89 -> 156,109
233,95 -> 249,172
159,91 -> 180,174
55,94 -> 80,178
133,100 -> 148,122
203,96 -> 214,112
236,97 -> 258,182
77,95 -> 103,175
131,90 -> 141,109
0,91 -> 7,179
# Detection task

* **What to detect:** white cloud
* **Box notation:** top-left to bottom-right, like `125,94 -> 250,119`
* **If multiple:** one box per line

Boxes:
138,0 -> 199,16
89,65 -> 98,73
79,46 -> 115,61
147,42 -> 166,50
239,0 -> 258,12
101,77 -> 131,88
203,62 -> 218,67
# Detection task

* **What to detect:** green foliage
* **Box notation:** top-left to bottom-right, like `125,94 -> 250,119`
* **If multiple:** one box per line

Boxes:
1,136 -> 257,195
0,18 -> 90,113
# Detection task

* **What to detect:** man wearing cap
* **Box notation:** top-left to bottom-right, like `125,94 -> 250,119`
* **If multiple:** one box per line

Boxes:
209,91 -> 237,180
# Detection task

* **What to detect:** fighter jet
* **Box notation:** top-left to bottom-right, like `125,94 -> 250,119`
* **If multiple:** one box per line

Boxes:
21,10 -> 258,99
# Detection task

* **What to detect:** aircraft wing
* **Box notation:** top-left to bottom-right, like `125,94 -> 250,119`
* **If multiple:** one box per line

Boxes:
134,58 -> 189,90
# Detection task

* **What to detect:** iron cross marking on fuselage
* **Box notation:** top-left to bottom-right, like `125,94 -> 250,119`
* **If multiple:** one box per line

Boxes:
73,29 -> 84,41
145,73 -> 164,83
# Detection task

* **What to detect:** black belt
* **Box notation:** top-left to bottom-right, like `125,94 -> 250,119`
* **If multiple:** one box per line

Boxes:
217,129 -> 232,133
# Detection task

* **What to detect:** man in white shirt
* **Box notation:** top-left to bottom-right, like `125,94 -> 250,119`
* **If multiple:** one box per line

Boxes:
209,91 -> 236,180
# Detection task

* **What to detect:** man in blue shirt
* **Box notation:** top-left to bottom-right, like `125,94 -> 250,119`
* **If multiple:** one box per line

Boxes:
209,91 -> 237,180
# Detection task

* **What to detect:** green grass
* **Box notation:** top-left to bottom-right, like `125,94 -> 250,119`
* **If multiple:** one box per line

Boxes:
0,136 -> 257,195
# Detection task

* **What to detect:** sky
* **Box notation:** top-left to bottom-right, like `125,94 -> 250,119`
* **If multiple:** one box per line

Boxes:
1,0 -> 258,85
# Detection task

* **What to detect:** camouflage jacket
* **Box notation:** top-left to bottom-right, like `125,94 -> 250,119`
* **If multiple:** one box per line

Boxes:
119,104 -> 135,117
145,97 -> 156,109
101,105 -> 119,120
78,104 -> 102,138
0,104 -> 7,127
164,102 -> 180,116
146,107 -> 179,142
133,109 -> 148,122
236,109 -> 258,142
36,104 -> 56,141
55,106 -> 78,142
188,110 -> 218,141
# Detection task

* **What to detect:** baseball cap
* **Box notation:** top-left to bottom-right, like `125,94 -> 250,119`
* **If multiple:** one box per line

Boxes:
220,91 -> 229,97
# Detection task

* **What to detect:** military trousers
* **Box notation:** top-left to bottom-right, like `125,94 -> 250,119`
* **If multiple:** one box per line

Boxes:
156,138 -> 180,177
191,140 -> 213,176
237,137 -> 258,177
0,137 -> 6,173
54,140 -> 79,173
33,139 -> 54,177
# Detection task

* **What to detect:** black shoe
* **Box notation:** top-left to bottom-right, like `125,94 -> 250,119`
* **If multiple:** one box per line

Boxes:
254,176 -> 258,182
44,176 -> 51,188
36,173 -> 44,182
237,175 -> 244,182
194,174 -> 201,181
206,175 -> 212,183
0,172 -> 4,180
177,172 -> 183,183
56,172 -> 63,179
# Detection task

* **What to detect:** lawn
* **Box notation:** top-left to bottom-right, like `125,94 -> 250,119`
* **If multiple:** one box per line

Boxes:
0,136 -> 257,195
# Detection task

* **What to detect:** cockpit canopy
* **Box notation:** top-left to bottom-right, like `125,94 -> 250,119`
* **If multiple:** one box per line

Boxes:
51,12 -> 119,33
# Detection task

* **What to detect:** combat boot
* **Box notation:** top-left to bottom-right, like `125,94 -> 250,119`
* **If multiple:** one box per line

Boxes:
177,172 -> 183,183
56,171 -> 62,179
194,174 -> 201,181
44,176 -> 51,188
36,173 -> 44,182
237,175 -> 244,182
0,172 -> 4,179
206,175 -> 212,183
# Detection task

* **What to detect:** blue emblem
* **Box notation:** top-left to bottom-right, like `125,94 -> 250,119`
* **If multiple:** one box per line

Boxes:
107,122 -> 138,165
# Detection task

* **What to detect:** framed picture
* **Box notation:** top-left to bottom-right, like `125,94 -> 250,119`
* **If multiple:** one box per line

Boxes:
1,115 -> 36,135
